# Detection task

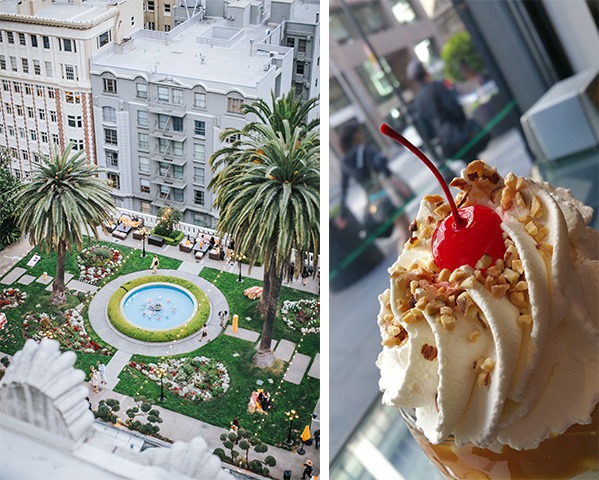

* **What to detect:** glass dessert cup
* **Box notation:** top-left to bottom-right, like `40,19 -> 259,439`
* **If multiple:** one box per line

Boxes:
400,405 -> 598,480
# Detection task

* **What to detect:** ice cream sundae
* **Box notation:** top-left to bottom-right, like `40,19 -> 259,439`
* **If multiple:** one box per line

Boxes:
376,124 -> 598,479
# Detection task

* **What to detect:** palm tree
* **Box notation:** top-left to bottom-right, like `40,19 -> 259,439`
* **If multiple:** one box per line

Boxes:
212,92 -> 319,316
210,121 -> 319,367
15,143 -> 115,305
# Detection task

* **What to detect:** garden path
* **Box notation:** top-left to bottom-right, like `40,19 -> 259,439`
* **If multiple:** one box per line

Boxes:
0,267 -> 26,285
88,386 -> 321,480
103,350 -> 133,390
307,353 -> 320,379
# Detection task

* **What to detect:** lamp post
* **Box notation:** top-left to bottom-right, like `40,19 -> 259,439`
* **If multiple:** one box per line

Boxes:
157,367 -> 166,402
237,254 -> 244,283
285,410 -> 299,445
139,227 -> 150,258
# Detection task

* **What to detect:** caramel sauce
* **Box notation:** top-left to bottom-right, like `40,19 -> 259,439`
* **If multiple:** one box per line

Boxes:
409,405 -> 598,479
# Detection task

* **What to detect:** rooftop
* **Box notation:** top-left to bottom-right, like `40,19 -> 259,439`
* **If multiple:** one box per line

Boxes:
92,17 -> 291,91
0,0 -> 118,25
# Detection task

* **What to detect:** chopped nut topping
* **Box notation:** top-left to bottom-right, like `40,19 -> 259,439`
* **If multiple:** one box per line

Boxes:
517,314 -> 533,326
475,254 -> 493,270
424,194 -> 444,204
421,343 -> 438,361
511,259 -> 524,274
450,178 -> 469,189
502,268 -> 520,284
480,357 -> 496,372
537,242 -> 553,258
402,309 -> 422,324
525,221 -> 539,236
510,291 -> 528,309
478,371 -> 491,387
491,283 -> 510,298
434,204 -> 451,218
440,314 -> 456,331
449,268 -> 468,283
387,325 -> 401,337
516,176 -> 527,191
469,329 -> 481,343
515,191 -> 527,208
438,268 -> 451,282
461,276 -> 476,289
514,281 -> 528,292
530,195 -> 542,218
383,313 -> 394,323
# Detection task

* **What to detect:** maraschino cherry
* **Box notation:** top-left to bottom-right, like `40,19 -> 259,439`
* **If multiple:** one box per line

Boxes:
380,123 -> 506,271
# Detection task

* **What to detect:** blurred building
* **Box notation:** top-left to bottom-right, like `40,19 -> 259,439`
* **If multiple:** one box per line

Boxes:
0,0 -> 143,179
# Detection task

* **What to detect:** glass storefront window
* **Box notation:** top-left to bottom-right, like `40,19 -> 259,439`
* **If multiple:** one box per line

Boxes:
391,0 -> 417,24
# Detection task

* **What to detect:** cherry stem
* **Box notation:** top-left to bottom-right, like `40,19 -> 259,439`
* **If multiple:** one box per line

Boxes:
380,123 -> 466,228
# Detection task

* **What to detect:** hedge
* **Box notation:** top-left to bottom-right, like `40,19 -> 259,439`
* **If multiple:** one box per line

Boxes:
150,229 -> 185,246
107,275 -> 210,342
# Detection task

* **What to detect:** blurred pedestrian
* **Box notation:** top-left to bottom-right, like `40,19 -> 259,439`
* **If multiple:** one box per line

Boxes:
407,59 -> 490,163
314,429 -> 320,450
301,460 -> 314,479
336,123 -> 412,241
198,324 -> 208,343
98,362 -> 107,385
90,366 -> 99,393
150,254 -> 159,274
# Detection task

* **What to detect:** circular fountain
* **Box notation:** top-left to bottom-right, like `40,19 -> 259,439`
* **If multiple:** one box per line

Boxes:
107,276 -> 210,342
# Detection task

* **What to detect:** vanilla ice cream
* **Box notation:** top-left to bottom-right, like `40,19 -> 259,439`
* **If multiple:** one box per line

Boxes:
377,160 -> 599,451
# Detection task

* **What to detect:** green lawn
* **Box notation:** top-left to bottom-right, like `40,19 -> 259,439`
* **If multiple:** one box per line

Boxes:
0,244 -> 319,449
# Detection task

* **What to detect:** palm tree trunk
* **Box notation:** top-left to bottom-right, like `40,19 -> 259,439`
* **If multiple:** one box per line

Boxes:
253,255 -> 283,367
52,240 -> 67,305
257,264 -> 271,315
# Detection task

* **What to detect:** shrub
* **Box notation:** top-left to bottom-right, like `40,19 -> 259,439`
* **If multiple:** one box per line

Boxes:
441,31 -> 485,82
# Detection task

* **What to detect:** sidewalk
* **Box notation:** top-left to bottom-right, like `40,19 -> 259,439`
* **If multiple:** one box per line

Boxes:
87,382 -> 321,480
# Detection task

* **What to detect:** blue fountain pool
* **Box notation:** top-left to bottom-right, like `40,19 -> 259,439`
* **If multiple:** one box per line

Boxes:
121,283 -> 197,331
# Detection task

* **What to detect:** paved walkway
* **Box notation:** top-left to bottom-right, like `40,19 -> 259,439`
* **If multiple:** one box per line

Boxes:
86,386 -> 320,479
88,269 -> 229,356
104,350 -> 133,390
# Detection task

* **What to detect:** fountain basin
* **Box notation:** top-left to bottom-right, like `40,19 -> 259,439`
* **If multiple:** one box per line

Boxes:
107,276 -> 210,342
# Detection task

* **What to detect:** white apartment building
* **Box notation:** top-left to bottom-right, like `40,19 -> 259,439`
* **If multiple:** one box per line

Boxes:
90,14 -> 294,227
0,0 -> 143,178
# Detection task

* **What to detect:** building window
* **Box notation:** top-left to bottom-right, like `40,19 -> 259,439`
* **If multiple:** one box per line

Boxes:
27,106 -> 34,118
101,107 -> 116,123
136,83 -> 147,99
104,128 -> 118,145
41,132 -> 48,143
194,120 -> 206,136
296,62 -> 305,75
172,117 -> 184,132
140,201 -> 151,214
194,143 -> 205,162
194,92 -> 207,109
147,22 -> 155,30
18,127 -> 25,138
131,16 -> 135,26
172,141 -> 184,156
391,0 -> 417,24
165,25 -> 171,32
157,114 -> 169,130
159,162 -> 170,177
10,57 -> 17,72
7,126 -> 14,136
140,178 -> 150,194
164,3 -> 171,13
357,57 -> 397,103
193,166 -> 205,185
330,10 -> 352,45
63,64 -> 78,81
103,78 -> 117,94
294,83 -> 303,96
14,82 -> 21,93
226,96 -> 244,114
107,173 -> 120,190
61,38 -> 76,52
159,185 -> 170,199
19,33 -> 26,45
98,31 -> 111,48
30,34 -> 38,47
48,88 -> 55,99
68,115 -> 83,128
5,103 -> 12,115
21,58 -> 29,74
36,86 -> 44,96
2,80 -> 9,91
298,39 -> 308,54
7,32 -> 14,44
137,110 -> 148,127
286,37 -> 295,48
30,130 -> 37,141
158,138 -> 169,154
106,150 -> 119,168
172,89 -> 183,105
173,165 -> 184,179
173,188 -> 184,203
24,83 -> 33,94
50,111 -> 57,122
16,106 -> 23,116
70,139 -> 84,150
65,91 -> 81,103
21,150 -> 28,161
147,1 -> 155,10
138,132 -> 149,150
193,190 -> 204,206
157,86 -> 169,102
139,157 -> 150,173
44,61 -> 51,77
225,133 -> 241,143
38,109 -> 45,120
52,133 -> 59,145
42,36 -> 50,49
0,56 -> 5,70
193,213 -> 212,228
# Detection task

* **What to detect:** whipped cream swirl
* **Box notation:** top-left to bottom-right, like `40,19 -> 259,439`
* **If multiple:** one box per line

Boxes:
377,161 -> 599,450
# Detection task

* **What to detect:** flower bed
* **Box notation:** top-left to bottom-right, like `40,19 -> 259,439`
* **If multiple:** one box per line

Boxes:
0,288 -> 27,310
78,246 -> 123,284
23,306 -> 112,356
129,356 -> 230,401
280,299 -> 320,334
